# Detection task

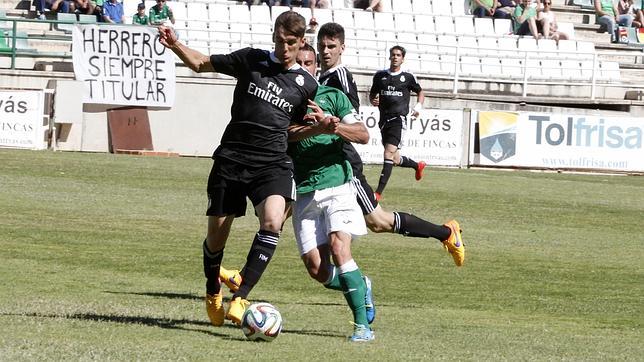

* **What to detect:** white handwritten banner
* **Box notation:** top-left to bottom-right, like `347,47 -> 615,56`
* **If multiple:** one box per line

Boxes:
0,90 -> 46,150
72,24 -> 175,107
352,107 -> 465,166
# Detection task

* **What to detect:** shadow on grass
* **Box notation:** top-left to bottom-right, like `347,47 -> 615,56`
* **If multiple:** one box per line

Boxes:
3,311 -> 245,340
104,291 -> 353,308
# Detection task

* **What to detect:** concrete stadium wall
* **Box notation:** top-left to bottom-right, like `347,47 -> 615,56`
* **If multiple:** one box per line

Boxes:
2,68 -> 642,157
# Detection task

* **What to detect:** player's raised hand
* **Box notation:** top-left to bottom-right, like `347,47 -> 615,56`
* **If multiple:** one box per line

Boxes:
306,99 -> 325,123
158,26 -> 177,48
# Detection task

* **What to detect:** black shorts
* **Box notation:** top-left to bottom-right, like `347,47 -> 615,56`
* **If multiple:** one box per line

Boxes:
351,171 -> 378,215
206,158 -> 296,217
379,115 -> 405,148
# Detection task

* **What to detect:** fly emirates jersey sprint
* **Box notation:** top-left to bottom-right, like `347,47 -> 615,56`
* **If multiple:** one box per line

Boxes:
370,69 -> 421,119
209,48 -> 318,173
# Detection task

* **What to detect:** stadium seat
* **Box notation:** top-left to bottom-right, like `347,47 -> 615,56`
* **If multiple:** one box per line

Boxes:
397,31 -> 418,51
168,1 -> 187,22
313,8 -> 333,27
56,13 -> 77,33
494,18 -> 512,35
458,35 -> 478,56
434,15 -> 455,34
477,36 -> 497,56
356,28 -> 378,49
557,22 -> 576,40
189,29 -> 210,42
229,5 -> 251,41
538,39 -> 563,79
354,10 -> 375,31
394,13 -> 415,33
556,39 -> 582,79
391,0 -> 413,13
481,56 -> 503,77
403,51 -> 421,73
415,14 -> 435,33
292,6 -> 312,25
211,40 -> 231,55
271,5 -> 290,24
419,52 -> 442,75
412,0 -> 432,15
474,17 -> 494,35
250,4 -> 271,26
208,3 -> 229,32
460,55 -> 481,77
453,0 -> 470,15
576,41 -> 595,60
599,61 -> 620,81
358,48 -> 382,70
375,29 -> 397,50
342,47 -> 359,67
438,34 -> 458,74
454,16 -> 475,35
374,12 -> 395,31
417,32 -> 438,48
78,14 -> 96,24
333,9 -> 354,29
498,37 -> 522,79
187,3 -> 209,31
432,0 -> 453,15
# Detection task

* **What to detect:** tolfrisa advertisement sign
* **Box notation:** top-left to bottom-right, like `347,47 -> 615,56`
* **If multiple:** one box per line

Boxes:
353,106 -> 464,166
472,111 -> 644,172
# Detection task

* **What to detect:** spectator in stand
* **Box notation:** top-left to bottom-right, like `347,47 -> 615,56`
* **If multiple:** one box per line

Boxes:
72,0 -> 94,15
538,0 -> 568,41
595,0 -> 633,42
310,0 -> 329,9
102,0 -> 123,23
472,0 -> 509,18
149,0 -> 175,26
513,0 -> 541,38
495,0 -> 516,19
354,0 -> 383,12
619,0 -> 644,28
132,2 -> 149,25
275,0 -> 310,6
246,0 -> 275,6
34,0 -> 71,20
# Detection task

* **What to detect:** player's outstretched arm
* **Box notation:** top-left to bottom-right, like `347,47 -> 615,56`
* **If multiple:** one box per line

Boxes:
158,26 -> 213,73
334,121 -> 369,144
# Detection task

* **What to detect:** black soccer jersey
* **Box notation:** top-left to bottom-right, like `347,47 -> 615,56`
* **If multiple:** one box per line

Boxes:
318,65 -> 360,111
209,48 -> 318,168
317,65 -> 364,174
370,69 -> 421,118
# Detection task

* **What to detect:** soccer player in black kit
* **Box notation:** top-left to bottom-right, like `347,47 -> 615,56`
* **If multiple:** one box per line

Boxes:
158,12 -> 318,327
316,23 -> 465,267
369,45 -> 426,199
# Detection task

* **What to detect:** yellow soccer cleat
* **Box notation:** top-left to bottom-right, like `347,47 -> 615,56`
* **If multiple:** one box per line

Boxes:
219,266 -> 242,293
226,296 -> 250,326
205,292 -> 225,327
442,220 -> 465,267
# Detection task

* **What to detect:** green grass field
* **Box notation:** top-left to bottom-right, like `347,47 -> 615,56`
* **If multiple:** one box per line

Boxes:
1,149 -> 642,360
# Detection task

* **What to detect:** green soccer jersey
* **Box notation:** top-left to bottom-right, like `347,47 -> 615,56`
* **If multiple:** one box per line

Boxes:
132,13 -> 148,25
149,4 -> 172,25
289,85 -> 358,194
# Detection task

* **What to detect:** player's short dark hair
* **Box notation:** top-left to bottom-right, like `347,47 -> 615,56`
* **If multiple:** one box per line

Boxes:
274,11 -> 306,38
300,42 -> 316,58
389,45 -> 406,58
317,22 -> 345,44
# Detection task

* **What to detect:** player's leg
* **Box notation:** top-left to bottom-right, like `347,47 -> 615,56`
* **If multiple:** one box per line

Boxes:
375,142 -> 398,196
226,168 -> 295,324
395,116 -> 426,181
204,162 -> 246,327
325,185 -> 373,340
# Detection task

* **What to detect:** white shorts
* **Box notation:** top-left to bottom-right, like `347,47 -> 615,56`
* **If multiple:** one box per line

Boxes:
292,182 -> 368,256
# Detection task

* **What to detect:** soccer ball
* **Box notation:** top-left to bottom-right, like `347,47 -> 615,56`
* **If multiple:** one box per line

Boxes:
240,302 -> 283,342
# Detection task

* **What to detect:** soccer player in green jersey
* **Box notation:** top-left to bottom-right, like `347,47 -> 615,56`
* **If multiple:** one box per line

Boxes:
287,42 -> 374,341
